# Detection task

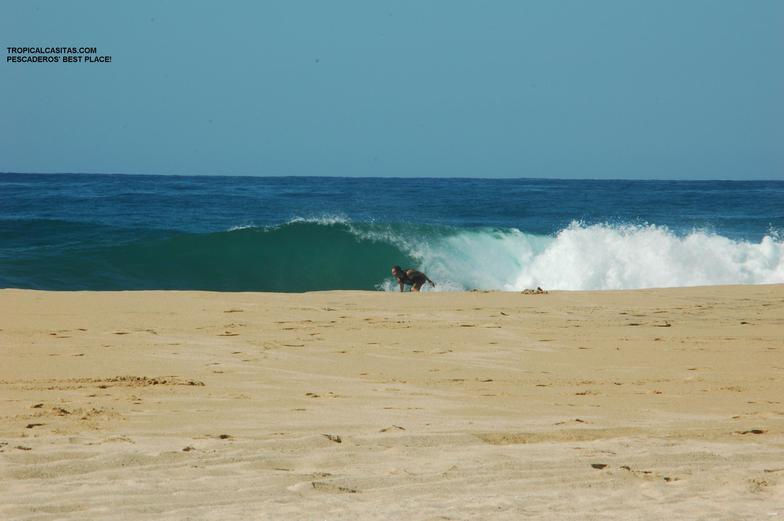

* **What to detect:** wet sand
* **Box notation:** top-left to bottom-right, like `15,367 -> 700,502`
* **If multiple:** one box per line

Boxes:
1,286 -> 783,520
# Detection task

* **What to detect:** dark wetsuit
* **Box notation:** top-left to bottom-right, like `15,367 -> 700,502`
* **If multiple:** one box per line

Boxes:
396,269 -> 433,292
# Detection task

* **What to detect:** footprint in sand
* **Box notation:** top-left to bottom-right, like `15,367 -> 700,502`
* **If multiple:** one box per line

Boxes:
310,482 -> 357,494
555,418 -> 587,425
620,465 -> 679,482
379,425 -> 405,433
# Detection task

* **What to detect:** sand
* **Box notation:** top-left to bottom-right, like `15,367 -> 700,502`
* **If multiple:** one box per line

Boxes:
1,286 -> 783,520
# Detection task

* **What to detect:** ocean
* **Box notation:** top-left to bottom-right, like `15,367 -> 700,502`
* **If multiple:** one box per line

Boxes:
1,173 -> 782,292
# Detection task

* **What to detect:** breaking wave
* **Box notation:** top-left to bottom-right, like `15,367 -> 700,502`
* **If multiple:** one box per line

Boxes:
1,218 -> 782,291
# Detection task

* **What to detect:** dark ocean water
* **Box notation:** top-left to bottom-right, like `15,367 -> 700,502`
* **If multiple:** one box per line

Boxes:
1,173 -> 782,291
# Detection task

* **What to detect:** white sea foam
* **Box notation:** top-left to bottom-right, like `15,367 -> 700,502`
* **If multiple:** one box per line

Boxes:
287,214 -> 351,226
227,224 -> 257,231
386,222 -> 784,291
228,215 -> 351,232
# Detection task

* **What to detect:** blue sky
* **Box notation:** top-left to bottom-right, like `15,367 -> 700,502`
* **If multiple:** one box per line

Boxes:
2,1 -> 783,179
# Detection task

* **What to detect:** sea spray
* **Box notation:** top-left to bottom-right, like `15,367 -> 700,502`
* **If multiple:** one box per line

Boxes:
508,223 -> 784,290
384,222 -> 784,291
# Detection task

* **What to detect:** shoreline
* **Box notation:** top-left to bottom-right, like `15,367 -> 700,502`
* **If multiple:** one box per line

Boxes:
3,281 -> 783,293
1,285 -> 782,519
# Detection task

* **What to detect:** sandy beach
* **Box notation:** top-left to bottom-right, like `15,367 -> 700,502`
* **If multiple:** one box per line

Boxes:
1,286 -> 782,520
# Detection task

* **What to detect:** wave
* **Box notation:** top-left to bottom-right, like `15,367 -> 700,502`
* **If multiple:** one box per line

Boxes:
1,218 -> 782,291
404,222 -> 784,291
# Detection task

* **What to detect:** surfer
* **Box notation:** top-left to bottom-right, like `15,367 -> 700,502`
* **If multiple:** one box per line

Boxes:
391,265 -> 435,292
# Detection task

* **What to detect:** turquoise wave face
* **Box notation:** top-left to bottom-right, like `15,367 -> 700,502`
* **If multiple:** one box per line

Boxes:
0,221 -> 417,291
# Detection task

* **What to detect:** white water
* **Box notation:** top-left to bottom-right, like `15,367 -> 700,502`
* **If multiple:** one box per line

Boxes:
381,222 -> 784,291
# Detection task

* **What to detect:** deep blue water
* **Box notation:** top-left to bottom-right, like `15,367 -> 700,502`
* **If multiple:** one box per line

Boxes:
1,173 -> 783,291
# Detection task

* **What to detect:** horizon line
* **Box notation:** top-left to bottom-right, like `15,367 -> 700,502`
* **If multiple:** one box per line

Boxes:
2,171 -> 782,183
